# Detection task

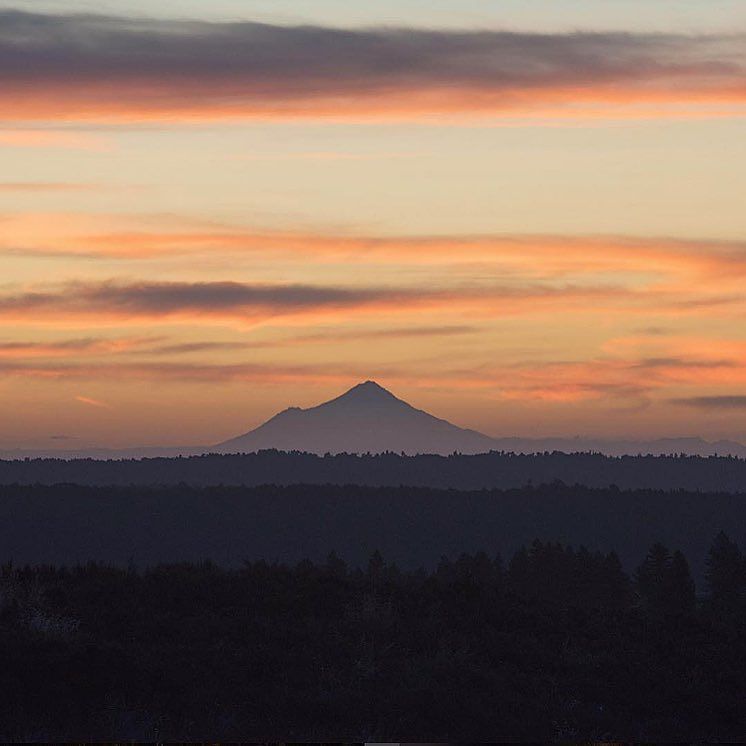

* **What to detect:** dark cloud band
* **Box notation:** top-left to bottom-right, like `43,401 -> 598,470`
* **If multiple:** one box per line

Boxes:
0,279 -> 626,322
672,396 -> 746,409
1,10 -> 744,119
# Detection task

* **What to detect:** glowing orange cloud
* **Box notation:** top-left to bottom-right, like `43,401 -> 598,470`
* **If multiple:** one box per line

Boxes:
2,83 -> 745,125
0,350 -> 739,407
0,337 -> 163,359
0,130 -> 107,150
5,214 -> 746,284
75,395 -> 112,409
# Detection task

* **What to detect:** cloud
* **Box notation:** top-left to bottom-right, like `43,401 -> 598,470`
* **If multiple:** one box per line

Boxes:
672,395 -> 746,409
0,326 -> 475,359
0,336 -> 162,358
0,130 -> 107,149
144,341 -> 252,355
8,222 -> 746,284
635,326 -> 672,336
293,325 -> 479,343
467,352 -> 746,403
633,357 -> 737,370
75,394 -> 111,409
0,360 -> 371,387
7,222 -> 745,320
0,281 -> 413,320
0,279 -> 628,327
1,11 -> 744,122
17,224 -> 746,276
0,350 -> 743,411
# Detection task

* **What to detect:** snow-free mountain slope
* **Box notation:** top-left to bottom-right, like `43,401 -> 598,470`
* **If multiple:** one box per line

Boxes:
215,380 -> 496,455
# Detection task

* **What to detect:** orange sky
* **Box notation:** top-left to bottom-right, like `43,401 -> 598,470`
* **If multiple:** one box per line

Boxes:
1,5 -> 746,448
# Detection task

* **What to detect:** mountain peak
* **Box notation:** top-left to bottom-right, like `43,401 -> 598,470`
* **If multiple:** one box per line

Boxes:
345,380 -> 391,395
216,379 -> 496,455
328,380 -> 402,407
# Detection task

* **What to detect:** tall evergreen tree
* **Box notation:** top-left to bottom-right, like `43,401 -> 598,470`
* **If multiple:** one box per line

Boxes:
602,551 -> 631,608
705,531 -> 745,609
508,545 -> 530,596
635,542 -> 672,613
324,550 -> 347,579
367,550 -> 386,587
664,550 -> 696,615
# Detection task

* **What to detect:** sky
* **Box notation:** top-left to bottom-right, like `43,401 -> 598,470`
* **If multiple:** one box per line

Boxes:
1,0 -> 746,449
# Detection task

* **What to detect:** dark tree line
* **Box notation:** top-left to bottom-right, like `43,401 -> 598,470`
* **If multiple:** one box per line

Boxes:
0,534 -> 744,740
3,448 -> 746,491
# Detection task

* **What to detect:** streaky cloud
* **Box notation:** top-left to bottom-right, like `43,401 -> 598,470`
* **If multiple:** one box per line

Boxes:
672,395 -> 746,409
1,10 -> 745,122
0,279 -> 629,325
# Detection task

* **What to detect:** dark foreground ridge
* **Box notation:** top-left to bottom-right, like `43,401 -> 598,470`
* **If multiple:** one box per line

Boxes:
1,535 -> 744,740
1,482 -> 745,581
3,449 -> 746,491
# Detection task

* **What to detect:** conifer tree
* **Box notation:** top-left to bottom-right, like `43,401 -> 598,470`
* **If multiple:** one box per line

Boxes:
705,531 -> 745,609
664,550 -> 696,615
635,542 -> 672,613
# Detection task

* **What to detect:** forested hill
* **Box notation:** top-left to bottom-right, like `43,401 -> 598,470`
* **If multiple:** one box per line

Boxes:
2,449 -> 746,491
0,483 -> 744,581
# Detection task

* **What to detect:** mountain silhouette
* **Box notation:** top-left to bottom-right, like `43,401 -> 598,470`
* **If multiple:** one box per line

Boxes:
215,380 -> 496,455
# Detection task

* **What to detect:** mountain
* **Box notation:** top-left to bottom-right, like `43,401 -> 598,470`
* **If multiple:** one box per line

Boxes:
214,380 -> 496,456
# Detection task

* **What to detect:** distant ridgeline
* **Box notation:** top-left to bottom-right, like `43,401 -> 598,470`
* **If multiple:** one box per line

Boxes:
2,449 -> 746,491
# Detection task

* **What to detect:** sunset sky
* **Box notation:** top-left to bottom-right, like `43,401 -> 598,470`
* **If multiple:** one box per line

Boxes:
1,0 -> 746,449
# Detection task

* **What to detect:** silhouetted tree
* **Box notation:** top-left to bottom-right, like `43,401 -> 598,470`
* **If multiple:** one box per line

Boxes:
324,550 -> 347,579
601,551 -> 632,608
367,550 -> 385,588
635,543 -> 696,616
507,545 -> 530,596
436,554 -> 455,586
706,531 -> 745,610
635,542 -> 672,613
664,550 -> 696,615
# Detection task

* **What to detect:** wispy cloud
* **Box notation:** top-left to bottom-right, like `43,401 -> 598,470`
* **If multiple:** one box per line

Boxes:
0,351 -> 741,410
672,395 -> 746,409
0,336 -> 162,358
7,222 -> 746,282
75,394 -> 111,409
6,223 -> 745,321
144,341 -> 252,355
1,11 -> 744,123
0,279 -> 629,327
293,325 -> 479,343
0,129 -> 107,149
6,218 -> 746,309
